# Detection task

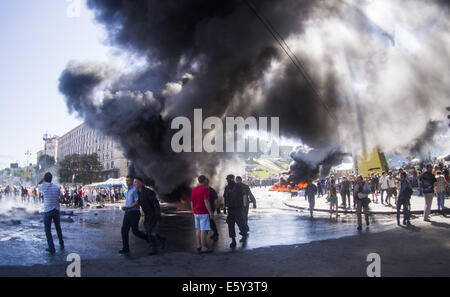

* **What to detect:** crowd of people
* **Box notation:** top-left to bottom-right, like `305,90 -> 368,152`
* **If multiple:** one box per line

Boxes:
0,183 -> 126,208
7,161 -> 449,256
303,162 -> 449,229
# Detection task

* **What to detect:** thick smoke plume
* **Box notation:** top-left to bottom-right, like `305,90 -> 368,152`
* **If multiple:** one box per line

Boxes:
59,0 -> 449,194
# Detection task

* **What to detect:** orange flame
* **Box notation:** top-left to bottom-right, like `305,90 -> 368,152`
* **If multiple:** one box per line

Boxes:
269,182 -> 308,192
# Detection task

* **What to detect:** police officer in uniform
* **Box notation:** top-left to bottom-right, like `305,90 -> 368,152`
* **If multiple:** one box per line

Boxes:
224,175 -> 249,248
235,176 -> 256,232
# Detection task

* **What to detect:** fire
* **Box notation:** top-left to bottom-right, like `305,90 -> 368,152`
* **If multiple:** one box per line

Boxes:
269,181 -> 308,192
179,193 -> 189,204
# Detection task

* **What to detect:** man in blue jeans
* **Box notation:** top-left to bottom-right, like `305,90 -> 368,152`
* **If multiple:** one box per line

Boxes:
37,172 -> 64,254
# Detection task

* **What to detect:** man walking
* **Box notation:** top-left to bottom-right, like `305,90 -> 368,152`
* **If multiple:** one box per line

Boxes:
134,177 -> 164,255
205,178 -> 219,241
236,176 -> 257,232
339,176 -> 351,208
191,175 -> 214,253
304,179 -> 318,218
119,176 -> 147,254
397,172 -> 413,226
386,171 -> 397,206
224,175 -> 248,248
37,172 -> 64,254
379,171 -> 389,204
435,171 -> 448,213
422,164 -> 437,221
354,175 -> 371,230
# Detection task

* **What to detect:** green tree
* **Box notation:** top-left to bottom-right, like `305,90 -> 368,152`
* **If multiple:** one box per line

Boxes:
37,154 -> 56,173
79,154 -> 103,184
58,154 -> 102,185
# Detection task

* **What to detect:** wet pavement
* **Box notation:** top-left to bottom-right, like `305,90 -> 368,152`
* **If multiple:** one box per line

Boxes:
0,187 -> 399,267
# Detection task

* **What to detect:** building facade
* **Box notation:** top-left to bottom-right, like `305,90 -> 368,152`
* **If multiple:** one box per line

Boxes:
57,124 -> 128,181
43,134 -> 58,160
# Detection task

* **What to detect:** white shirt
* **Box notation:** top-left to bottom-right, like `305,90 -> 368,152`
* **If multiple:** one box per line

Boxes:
387,176 -> 396,189
380,176 -> 389,189
38,183 -> 61,212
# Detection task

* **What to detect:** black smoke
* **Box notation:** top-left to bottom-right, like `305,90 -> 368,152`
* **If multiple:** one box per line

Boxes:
58,0 -> 450,197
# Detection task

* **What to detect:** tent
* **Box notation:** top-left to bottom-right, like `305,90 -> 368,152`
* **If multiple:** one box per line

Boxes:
84,177 -> 127,189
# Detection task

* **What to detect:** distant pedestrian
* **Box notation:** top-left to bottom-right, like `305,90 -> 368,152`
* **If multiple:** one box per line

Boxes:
339,176 -> 351,208
422,164 -> 437,221
434,171 -> 448,214
37,172 -> 64,254
191,175 -> 214,253
224,175 -> 248,248
317,180 -> 323,197
304,179 -> 317,218
329,180 -> 339,220
397,172 -> 413,226
386,171 -> 397,206
354,175 -> 371,230
370,173 -> 379,203
379,171 -> 389,204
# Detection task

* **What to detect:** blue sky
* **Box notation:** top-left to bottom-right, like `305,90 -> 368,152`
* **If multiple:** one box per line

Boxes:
0,0 -> 111,169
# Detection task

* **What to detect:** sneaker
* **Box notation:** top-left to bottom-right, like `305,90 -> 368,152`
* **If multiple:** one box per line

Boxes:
46,248 -> 56,254
118,249 -> 130,254
239,235 -> 248,243
230,240 -> 237,248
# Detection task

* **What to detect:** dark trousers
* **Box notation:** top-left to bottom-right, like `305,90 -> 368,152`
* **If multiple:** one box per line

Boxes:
397,199 -> 411,223
226,208 -> 248,238
210,206 -> 218,236
44,209 -> 64,250
243,204 -> 250,231
210,218 -> 218,236
341,190 -> 350,206
143,216 -> 160,252
318,187 -> 323,197
121,211 -> 147,250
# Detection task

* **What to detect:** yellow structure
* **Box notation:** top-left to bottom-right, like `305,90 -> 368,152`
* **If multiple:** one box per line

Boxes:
357,147 -> 389,177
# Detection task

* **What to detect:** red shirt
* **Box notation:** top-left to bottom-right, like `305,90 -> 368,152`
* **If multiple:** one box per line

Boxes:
191,185 -> 210,215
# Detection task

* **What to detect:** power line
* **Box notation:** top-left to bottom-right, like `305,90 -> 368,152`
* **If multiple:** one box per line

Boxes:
243,0 -> 336,120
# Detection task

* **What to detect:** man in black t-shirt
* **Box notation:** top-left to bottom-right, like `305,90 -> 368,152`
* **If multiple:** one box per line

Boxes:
422,164 -> 437,221
134,177 -> 165,255
206,178 -> 219,241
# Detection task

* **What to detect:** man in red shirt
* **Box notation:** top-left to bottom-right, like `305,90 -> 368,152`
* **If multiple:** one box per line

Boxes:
191,175 -> 214,253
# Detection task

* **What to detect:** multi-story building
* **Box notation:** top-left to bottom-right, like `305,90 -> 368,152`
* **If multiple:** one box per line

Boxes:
57,123 -> 128,181
43,134 -> 59,160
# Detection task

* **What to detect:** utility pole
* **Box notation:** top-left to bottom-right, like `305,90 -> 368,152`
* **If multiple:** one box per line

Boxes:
25,150 -> 32,180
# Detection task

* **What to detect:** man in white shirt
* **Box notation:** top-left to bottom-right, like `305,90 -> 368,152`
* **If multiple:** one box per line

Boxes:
37,172 -> 64,254
386,171 -> 397,205
379,171 -> 389,204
